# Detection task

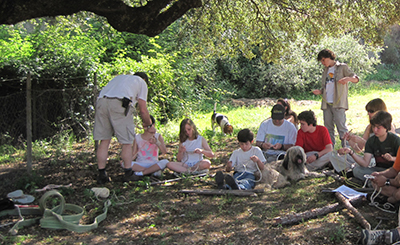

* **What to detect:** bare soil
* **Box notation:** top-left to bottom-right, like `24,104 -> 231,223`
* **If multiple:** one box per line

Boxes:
0,98 -> 398,245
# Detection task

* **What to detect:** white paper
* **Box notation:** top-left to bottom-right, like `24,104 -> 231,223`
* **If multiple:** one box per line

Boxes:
333,185 -> 367,199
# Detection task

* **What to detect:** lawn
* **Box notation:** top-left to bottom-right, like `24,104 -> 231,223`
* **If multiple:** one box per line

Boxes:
1,81 -> 400,244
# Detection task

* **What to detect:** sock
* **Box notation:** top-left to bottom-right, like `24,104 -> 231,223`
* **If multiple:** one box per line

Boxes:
390,229 -> 400,242
135,171 -> 144,176
98,168 -> 106,176
124,168 -> 132,175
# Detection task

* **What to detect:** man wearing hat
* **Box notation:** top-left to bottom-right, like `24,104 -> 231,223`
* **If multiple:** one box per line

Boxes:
256,104 -> 297,162
295,110 -> 333,171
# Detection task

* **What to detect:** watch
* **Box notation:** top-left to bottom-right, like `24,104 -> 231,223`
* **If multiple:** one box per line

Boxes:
385,179 -> 391,186
314,153 -> 319,160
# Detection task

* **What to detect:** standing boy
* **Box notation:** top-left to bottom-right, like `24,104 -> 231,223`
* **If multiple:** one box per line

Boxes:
295,110 -> 333,171
312,49 -> 359,147
215,129 -> 266,190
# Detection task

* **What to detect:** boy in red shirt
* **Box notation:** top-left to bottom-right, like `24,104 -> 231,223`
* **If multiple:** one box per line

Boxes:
295,110 -> 333,171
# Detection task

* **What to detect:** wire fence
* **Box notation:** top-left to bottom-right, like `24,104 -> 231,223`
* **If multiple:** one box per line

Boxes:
0,75 -> 98,145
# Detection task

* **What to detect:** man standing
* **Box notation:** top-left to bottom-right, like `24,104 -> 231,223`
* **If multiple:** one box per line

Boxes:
312,49 -> 359,147
93,72 -> 152,184
295,110 -> 333,171
256,104 -> 297,162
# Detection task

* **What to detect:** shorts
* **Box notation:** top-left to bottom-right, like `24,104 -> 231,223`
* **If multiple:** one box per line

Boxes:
124,159 -> 169,170
185,161 -> 200,168
93,98 -> 135,144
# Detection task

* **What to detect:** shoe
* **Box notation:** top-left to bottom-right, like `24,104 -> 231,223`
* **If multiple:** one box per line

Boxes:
224,175 -> 239,190
215,171 -> 225,189
152,170 -> 162,177
123,171 -> 143,182
360,229 -> 386,245
97,173 -> 110,184
385,229 -> 400,244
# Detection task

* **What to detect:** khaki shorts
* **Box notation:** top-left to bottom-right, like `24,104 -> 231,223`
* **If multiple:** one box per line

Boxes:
93,98 -> 135,144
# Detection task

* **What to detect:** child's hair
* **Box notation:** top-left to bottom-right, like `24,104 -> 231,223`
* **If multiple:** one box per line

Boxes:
365,98 -> 388,113
134,72 -> 149,83
179,118 -> 199,143
317,49 -> 336,61
297,110 -> 317,126
370,111 -> 392,131
237,129 -> 254,143
277,98 -> 298,124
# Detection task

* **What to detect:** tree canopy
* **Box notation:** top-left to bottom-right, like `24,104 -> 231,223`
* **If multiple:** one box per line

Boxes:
1,0 -> 399,61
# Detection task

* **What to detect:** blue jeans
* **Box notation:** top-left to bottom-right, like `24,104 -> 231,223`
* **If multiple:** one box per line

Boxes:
234,172 -> 255,190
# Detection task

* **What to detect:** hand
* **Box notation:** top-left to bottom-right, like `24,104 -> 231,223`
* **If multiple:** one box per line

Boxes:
372,175 -> 386,187
178,144 -> 186,154
382,153 -> 393,162
343,131 -> 353,141
262,142 -> 273,149
312,89 -> 321,95
306,155 -> 316,164
194,148 -> 203,154
148,136 -> 157,144
271,143 -> 282,150
250,155 -> 259,162
338,78 -> 349,85
337,147 -> 351,155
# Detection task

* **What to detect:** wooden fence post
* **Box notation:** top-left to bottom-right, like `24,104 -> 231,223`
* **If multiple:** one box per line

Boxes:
26,72 -> 32,173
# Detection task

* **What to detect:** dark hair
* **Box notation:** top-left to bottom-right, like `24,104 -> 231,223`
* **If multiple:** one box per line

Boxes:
370,111 -> 392,131
150,115 -> 156,125
317,49 -> 336,61
135,72 -> 149,83
237,128 -> 254,143
179,118 -> 199,143
277,98 -> 298,125
297,110 -> 317,126
365,98 -> 388,113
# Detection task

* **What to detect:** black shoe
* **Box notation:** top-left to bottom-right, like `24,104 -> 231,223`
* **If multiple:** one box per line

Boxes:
215,171 -> 225,189
97,173 -> 110,184
224,175 -> 239,190
123,171 -> 143,182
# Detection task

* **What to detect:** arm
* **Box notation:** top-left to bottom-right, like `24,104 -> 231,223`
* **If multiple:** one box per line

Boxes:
176,144 -> 186,162
338,75 -> 359,85
307,144 -> 333,163
256,141 -> 273,150
156,134 -> 167,155
339,147 -> 372,167
250,155 -> 265,171
197,137 -> 215,158
132,139 -> 138,161
226,161 -> 233,172
312,89 -> 322,95
137,98 -> 151,127
372,167 -> 399,187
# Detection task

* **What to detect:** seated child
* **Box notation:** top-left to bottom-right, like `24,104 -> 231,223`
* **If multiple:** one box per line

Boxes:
122,115 -> 168,179
167,118 -> 214,173
215,129 -> 266,190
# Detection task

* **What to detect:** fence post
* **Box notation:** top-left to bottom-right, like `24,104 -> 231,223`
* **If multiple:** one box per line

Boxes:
93,72 -> 98,151
26,72 -> 32,173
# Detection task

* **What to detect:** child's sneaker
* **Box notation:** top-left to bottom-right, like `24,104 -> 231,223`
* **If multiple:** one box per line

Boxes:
360,229 -> 386,245
153,170 -> 162,177
215,171 -> 225,189
385,228 -> 400,244
224,175 -> 239,190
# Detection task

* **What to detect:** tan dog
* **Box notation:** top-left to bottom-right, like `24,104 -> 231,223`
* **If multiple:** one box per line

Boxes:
257,146 -> 323,189
211,103 -> 233,135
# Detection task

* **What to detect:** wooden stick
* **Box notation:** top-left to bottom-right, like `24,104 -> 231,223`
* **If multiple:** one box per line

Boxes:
150,173 -> 207,185
273,195 -> 364,225
179,189 -> 263,197
335,192 -> 371,230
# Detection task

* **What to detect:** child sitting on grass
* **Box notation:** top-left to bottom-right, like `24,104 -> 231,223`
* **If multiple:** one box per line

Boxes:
215,128 -> 266,190
122,115 -> 168,180
167,118 -> 214,174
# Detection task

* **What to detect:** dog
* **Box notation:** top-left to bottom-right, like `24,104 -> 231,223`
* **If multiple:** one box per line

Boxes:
257,146 -> 323,189
211,103 -> 233,135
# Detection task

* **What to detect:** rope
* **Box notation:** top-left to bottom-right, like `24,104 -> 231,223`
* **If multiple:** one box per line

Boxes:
234,147 -> 263,184
368,187 -> 397,214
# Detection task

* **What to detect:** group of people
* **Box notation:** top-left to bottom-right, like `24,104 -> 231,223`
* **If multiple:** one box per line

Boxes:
92,50 -> 400,245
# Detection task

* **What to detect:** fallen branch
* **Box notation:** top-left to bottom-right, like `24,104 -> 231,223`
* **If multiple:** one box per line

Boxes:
150,173 -> 207,185
273,195 -> 365,225
180,189 -> 264,197
335,192 -> 371,230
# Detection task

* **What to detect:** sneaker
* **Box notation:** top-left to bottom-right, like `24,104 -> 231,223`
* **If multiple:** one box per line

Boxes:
224,175 -> 239,190
385,229 -> 400,244
360,229 -> 386,245
123,171 -> 143,182
215,171 -> 225,189
97,173 -> 110,184
152,170 -> 162,177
